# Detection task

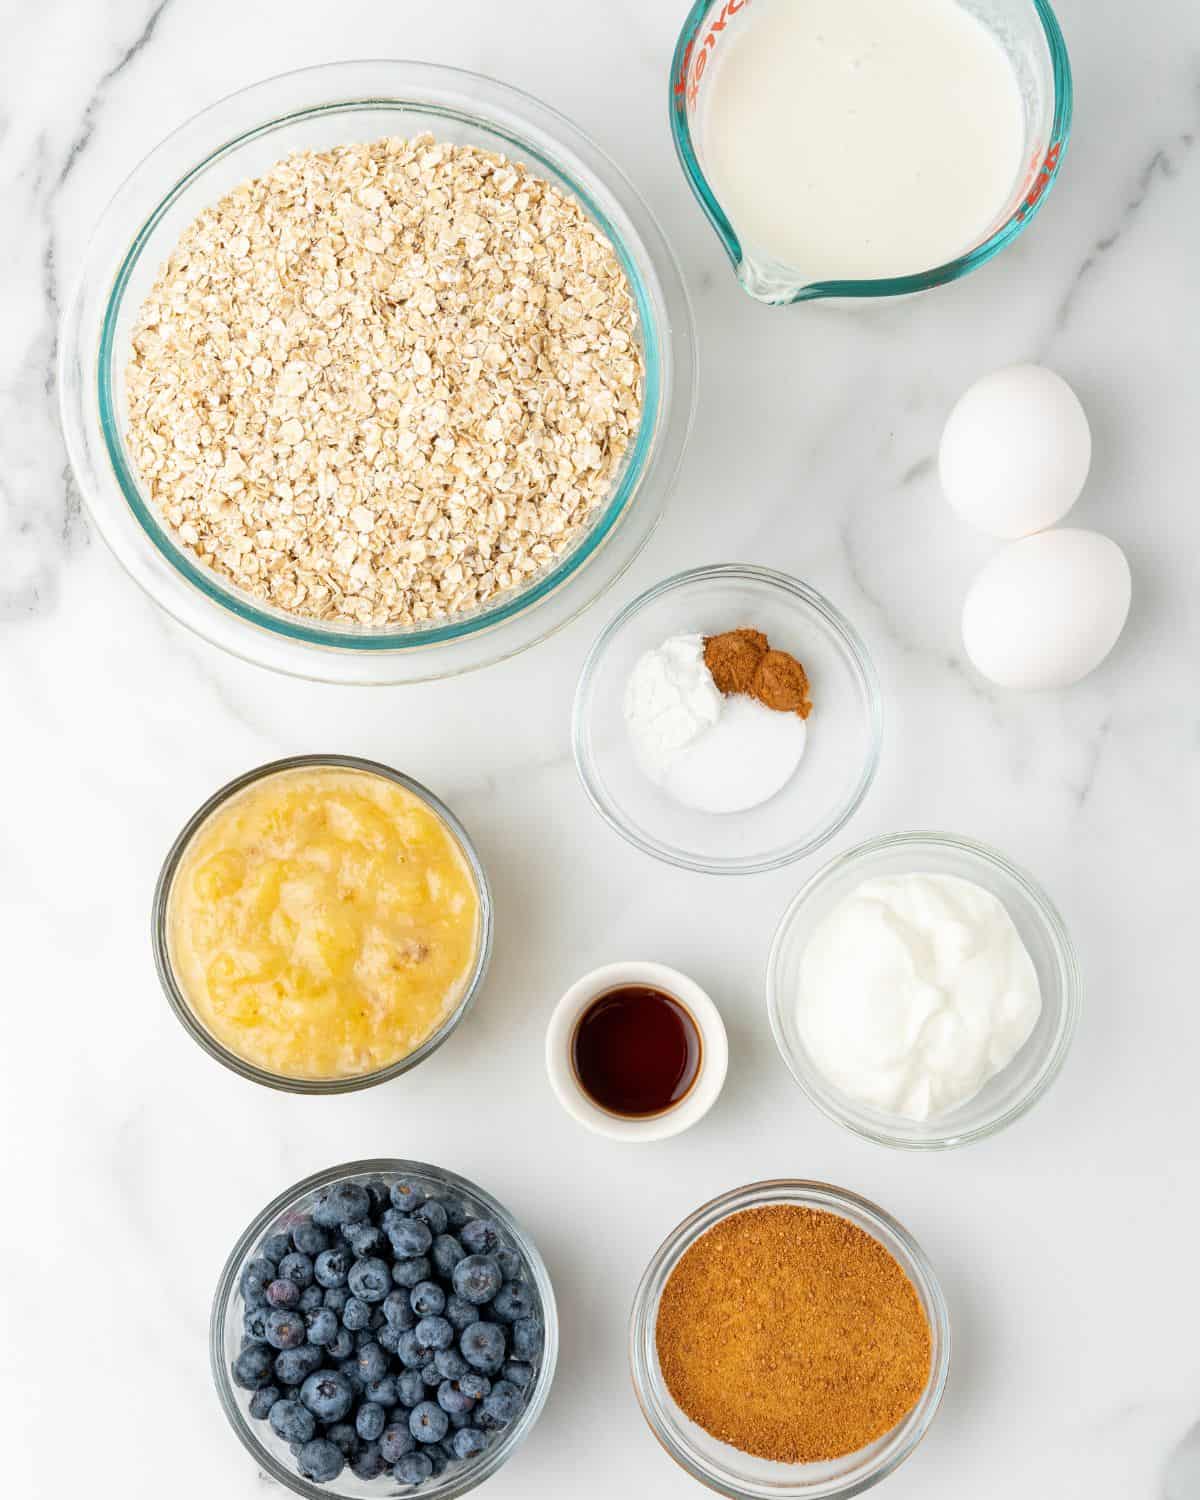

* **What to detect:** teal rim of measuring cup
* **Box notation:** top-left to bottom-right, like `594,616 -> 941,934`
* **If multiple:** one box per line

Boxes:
668,0 -> 1074,304
97,93 -> 663,652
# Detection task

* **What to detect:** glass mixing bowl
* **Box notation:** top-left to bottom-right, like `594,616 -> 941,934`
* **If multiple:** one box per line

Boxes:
766,832 -> 1081,1148
212,1159 -> 558,1499
59,61 -> 696,682
572,565 -> 882,874
630,1179 -> 950,1498
152,755 -> 493,1093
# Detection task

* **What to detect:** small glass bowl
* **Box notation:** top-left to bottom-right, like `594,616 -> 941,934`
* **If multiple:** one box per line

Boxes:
58,61 -> 696,683
630,1179 -> 950,1499
766,832 -> 1081,1149
212,1159 -> 557,1499
572,565 -> 882,874
152,754 -> 493,1093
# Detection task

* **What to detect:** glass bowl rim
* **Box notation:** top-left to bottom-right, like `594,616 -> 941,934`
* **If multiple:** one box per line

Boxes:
59,59 -> 698,681
629,1177 -> 951,1499
668,0 -> 1073,303
571,563 -> 883,875
151,754 -> 494,1094
765,830 -> 1082,1149
211,1157 -> 558,1499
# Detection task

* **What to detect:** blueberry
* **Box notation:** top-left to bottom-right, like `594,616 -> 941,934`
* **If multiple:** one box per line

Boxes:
434,1348 -> 469,1381
358,1376 -> 391,1409
265,1309 -> 306,1350
327,1421 -> 359,1458
459,1372 -> 491,1400
355,1402 -> 386,1442
396,1329 -> 426,1369
300,1370 -> 354,1423
491,1280 -> 535,1323
445,1294 -> 479,1332
327,1326 -> 355,1361
346,1221 -> 387,1258
453,1255 -> 502,1306
348,1257 -> 392,1303
409,1401 -> 449,1444
326,1181 -> 371,1226
495,1246 -> 523,1280
451,1426 -> 488,1461
243,1306 -> 270,1343
323,1285 -> 350,1316
478,1379 -> 522,1431
511,1317 -> 541,1362
438,1196 -> 468,1231
262,1232 -> 293,1264
266,1278 -> 300,1309
342,1296 -> 371,1331
380,1422 -> 416,1463
297,1437 -> 345,1484
389,1179 -> 427,1213
278,1252 -> 315,1290
437,1379 -> 475,1416
274,1344 -> 323,1385
414,1199 -> 448,1235
394,1451 -> 433,1485
291,1220 -> 330,1256
377,1325 -> 403,1355
387,1217 -> 433,1259
426,1440 -> 452,1476
269,1399 -> 315,1445
311,1192 -> 343,1230
384,1290 -> 417,1329
304,1308 -> 339,1347
503,1360 -> 533,1390
335,1358 -> 366,1399
430,1234 -> 465,1279
448,1409 -> 473,1431
355,1342 -> 389,1385
410,1281 -> 446,1318
314,1247 -> 352,1288
391,1256 -> 432,1289
415,1315 -> 453,1352
460,1219 -> 501,1256
364,1178 -> 390,1213
460,1321 -> 506,1374
240,1258 -> 277,1306
248,1385 -> 280,1420
395,1369 -> 426,1408
298,1285 -> 325,1314
421,1361 -> 442,1388
350,1440 -> 387,1480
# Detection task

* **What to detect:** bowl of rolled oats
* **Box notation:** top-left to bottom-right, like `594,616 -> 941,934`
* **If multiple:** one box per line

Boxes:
60,61 -> 696,682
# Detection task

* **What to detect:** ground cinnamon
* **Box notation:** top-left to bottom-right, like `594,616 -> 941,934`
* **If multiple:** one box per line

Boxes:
655,1205 -> 931,1463
704,629 -> 812,718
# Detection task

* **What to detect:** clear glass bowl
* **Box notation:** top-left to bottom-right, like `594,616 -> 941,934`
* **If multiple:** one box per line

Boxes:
670,0 -> 1072,304
212,1159 -> 558,1499
766,832 -> 1081,1149
630,1179 -> 950,1498
572,565 -> 882,874
152,755 -> 493,1093
58,61 -> 696,683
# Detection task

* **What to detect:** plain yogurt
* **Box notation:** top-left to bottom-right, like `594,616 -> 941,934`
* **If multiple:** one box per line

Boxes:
795,872 -> 1041,1120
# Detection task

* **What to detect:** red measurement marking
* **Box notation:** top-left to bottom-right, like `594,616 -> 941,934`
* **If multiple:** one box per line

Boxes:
1019,141 -> 1062,217
675,0 -> 751,109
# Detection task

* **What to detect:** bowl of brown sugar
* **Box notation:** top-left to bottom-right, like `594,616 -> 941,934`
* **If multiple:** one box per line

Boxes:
630,1181 -> 950,1498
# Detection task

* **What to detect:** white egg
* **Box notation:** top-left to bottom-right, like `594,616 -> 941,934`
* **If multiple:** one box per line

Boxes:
940,364 -> 1092,538
962,529 -> 1131,690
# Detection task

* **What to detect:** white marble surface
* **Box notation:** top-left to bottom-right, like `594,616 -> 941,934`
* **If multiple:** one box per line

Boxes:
3,0 -> 1199,1494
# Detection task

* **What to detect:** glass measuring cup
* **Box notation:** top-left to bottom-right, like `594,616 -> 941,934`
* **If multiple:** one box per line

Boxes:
669,0 -> 1072,304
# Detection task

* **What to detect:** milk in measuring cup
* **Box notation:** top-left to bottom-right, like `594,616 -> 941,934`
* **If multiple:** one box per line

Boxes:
703,0 -> 1026,282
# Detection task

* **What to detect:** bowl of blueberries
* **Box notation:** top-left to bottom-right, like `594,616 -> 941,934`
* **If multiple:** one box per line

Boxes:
214,1159 -> 557,1496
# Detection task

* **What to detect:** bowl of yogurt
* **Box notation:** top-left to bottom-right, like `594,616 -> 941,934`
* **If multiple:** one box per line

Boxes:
670,0 -> 1072,303
572,565 -> 882,874
766,831 -> 1081,1148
